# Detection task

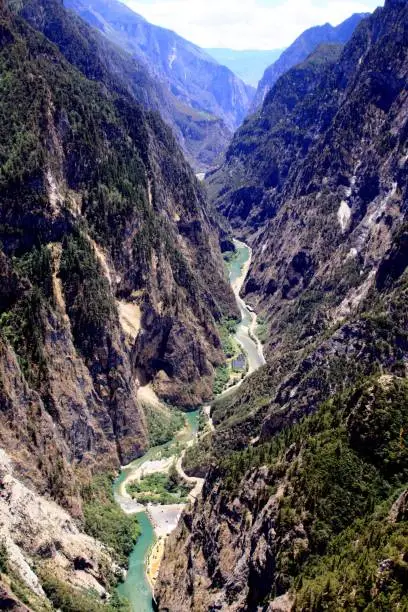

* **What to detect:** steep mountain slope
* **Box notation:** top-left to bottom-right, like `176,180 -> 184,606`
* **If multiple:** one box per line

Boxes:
251,12 -> 368,110
0,0 -> 235,606
208,42 -> 345,236
63,0 -> 255,167
204,48 -> 283,88
156,1 -> 408,609
20,0 -> 231,172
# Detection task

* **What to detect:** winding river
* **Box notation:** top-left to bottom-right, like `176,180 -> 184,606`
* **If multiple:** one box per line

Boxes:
113,240 -> 265,611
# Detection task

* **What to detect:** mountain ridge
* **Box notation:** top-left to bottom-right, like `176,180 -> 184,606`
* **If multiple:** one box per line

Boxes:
64,0 -> 255,168
156,1 -> 408,609
252,12 -> 369,110
0,0 -> 236,606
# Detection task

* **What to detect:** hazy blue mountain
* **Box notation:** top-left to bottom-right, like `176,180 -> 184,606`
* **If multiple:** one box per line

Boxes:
204,48 -> 283,87
65,0 -> 255,134
252,12 -> 369,109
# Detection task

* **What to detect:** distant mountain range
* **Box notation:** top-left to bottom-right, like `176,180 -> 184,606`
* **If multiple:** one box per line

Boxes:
252,12 -> 369,109
204,48 -> 283,87
64,0 -> 255,170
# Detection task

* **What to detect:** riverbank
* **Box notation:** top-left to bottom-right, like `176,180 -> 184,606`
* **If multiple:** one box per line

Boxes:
231,239 -> 252,294
232,239 -> 266,375
146,538 -> 165,588
144,445 -> 206,590
117,437 -> 204,591
113,240 -> 265,609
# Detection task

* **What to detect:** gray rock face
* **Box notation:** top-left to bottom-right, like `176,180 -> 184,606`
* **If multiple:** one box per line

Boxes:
157,2 -> 408,609
155,467 -> 303,611
0,448 -> 118,605
209,3 -> 408,354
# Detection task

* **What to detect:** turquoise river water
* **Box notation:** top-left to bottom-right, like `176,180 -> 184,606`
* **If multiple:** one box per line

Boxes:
113,241 -> 264,610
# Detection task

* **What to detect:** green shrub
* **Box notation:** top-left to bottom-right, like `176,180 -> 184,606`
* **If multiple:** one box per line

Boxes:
256,317 -> 268,344
81,474 -> 140,566
60,232 -> 116,359
13,246 -> 54,302
144,404 -> 185,447
39,570 -> 130,612
213,364 -> 230,395
217,317 -> 239,358
127,468 -> 192,505
0,287 -> 47,387
0,539 -> 8,574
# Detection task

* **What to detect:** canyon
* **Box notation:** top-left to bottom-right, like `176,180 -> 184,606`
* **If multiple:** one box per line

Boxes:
0,0 -> 407,611
156,1 -> 408,610
111,240 -> 265,611
64,0 -> 255,171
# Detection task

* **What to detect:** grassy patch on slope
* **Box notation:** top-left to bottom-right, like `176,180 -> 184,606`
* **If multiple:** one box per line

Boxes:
81,474 -> 140,567
143,403 -> 185,447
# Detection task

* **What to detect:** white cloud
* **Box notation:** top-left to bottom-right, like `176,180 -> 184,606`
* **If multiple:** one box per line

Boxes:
123,0 -> 383,49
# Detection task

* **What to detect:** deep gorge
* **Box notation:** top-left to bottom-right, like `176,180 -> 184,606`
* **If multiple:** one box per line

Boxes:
113,240 -> 266,611
0,0 -> 407,610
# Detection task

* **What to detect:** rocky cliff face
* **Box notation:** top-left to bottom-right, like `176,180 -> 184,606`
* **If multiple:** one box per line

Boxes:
63,0 -> 255,170
251,12 -> 368,110
0,1 -> 236,604
237,0 -> 407,361
157,2 -> 408,609
208,43 -> 344,238
157,375 -> 408,611
0,448 -> 119,608
1,0 -> 235,478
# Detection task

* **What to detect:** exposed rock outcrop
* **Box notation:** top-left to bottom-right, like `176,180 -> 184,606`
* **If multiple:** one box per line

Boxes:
0,0 -> 235,507
157,3 -> 408,609
0,449 -> 117,605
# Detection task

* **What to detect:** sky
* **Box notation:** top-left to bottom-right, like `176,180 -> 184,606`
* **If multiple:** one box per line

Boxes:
123,0 -> 384,50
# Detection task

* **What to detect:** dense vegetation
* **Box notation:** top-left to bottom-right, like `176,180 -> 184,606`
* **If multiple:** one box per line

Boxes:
220,375 -> 408,608
255,317 -> 268,345
144,403 -> 185,447
213,364 -> 230,395
0,246 -> 54,388
0,540 -> 8,574
127,467 -> 193,505
213,316 -> 243,395
39,569 -> 130,612
81,474 -> 140,566
59,232 -> 116,359
217,317 -> 238,359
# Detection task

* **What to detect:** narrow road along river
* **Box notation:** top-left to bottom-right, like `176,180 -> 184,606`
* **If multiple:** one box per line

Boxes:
113,240 -> 265,611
